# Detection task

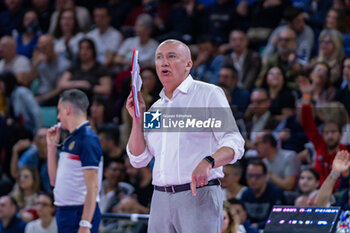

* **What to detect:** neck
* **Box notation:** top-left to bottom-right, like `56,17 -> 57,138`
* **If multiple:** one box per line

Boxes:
105,181 -> 116,193
99,26 -> 108,34
67,116 -> 87,133
1,216 -> 12,227
226,183 -> 243,196
24,189 -> 34,196
47,53 -> 57,62
266,147 -> 278,161
253,183 -> 267,198
328,145 -> 339,154
234,49 -> 246,58
81,60 -> 95,70
41,215 -> 53,228
269,86 -> 281,99
5,54 -> 16,63
140,36 -> 149,45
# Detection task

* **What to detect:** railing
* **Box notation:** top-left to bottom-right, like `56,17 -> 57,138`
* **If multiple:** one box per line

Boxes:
101,213 -> 150,222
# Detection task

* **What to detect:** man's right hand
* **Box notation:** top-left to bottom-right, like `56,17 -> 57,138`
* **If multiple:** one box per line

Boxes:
126,91 -> 146,121
332,150 -> 350,173
46,125 -> 60,148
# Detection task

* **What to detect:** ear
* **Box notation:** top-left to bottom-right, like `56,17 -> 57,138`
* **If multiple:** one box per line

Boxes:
65,105 -> 72,115
186,60 -> 193,71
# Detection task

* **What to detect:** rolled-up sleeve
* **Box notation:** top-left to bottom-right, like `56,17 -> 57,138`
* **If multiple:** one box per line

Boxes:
126,143 -> 154,168
209,86 -> 245,164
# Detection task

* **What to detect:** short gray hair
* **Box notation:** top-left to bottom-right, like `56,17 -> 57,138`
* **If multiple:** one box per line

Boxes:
136,13 -> 153,29
59,89 -> 89,115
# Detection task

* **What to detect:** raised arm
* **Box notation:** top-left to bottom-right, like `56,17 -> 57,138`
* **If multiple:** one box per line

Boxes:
315,150 -> 350,207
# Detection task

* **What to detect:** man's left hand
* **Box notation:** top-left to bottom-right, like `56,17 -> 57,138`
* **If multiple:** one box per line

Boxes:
78,227 -> 90,233
191,160 -> 212,196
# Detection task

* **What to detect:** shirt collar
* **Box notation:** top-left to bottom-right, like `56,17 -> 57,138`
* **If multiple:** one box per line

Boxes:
72,121 -> 90,135
159,75 -> 193,100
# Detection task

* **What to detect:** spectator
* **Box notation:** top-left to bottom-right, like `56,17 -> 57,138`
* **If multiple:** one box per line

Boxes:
28,34 -> 70,106
112,196 -> 148,233
259,28 -> 301,90
309,29 -> 344,86
90,96 -> 113,132
301,0 -> 333,33
255,132 -> 300,191
10,128 -> 51,192
334,56 -> 350,115
31,0 -> 54,33
191,36 -> 224,84
87,5 -> 123,66
205,0 -> 236,44
315,150 -> 350,209
115,14 -> 159,68
0,195 -> 26,233
124,0 -> 170,33
297,62 -> 336,107
237,0 -> 288,48
241,159 -> 284,229
0,0 -> 25,37
52,8 -> 84,61
261,66 -> 296,120
57,38 -> 112,100
263,6 -> 314,65
324,8 -> 349,34
125,157 -> 153,208
228,198 -> 259,233
217,65 -> 250,114
223,30 -> 261,90
0,36 -> 31,86
49,0 -> 91,34
97,123 -> 124,164
160,0 -> 207,44
300,88 -> 348,186
245,89 -> 277,147
221,162 -> 247,200
140,67 -> 163,107
25,193 -> 57,233
100,158 -> 134,213
0,71 -> 42,134
10,166 -> 40,222
294,168 -> 320,206
107,0 -> 132,30
15,10 -> 41,59
221,201 -> 239,233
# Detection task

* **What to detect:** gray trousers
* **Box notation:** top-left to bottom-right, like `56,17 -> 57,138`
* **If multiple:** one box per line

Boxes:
148,185 -> 223,233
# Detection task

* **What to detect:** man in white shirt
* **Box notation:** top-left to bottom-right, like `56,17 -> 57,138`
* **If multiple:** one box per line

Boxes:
0,36 -> 31,86
126,39 -> 245,233
87,5 -> 122,66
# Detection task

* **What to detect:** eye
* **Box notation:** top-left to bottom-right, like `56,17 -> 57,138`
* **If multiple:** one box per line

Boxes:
156,55 -> 163,60
169,54 -> 176,58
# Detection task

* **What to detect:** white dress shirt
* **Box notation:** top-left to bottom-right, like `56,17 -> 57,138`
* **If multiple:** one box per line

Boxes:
127,75 -> 245,186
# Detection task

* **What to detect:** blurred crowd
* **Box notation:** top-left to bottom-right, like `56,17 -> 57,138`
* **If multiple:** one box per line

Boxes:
0,0 -> 350,232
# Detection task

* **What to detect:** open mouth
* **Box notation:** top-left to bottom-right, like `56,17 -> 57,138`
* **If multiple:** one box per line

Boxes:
162,70 -> 170,74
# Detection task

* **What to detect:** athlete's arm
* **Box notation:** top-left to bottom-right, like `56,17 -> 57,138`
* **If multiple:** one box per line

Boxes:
78,169 -> 99,233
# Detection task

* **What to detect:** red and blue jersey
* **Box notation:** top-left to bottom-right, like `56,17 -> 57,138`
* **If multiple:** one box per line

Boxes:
54,121 -> 103,206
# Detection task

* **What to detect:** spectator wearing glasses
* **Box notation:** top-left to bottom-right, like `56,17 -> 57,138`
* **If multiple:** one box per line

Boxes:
25,193 -> 57,233
259,28 -> 301,90
241,159 -> 284,229
254,132 -> 300,191
244,89 -> 278,149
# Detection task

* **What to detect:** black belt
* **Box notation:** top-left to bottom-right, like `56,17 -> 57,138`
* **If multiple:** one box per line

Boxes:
154,179 -> 221,193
